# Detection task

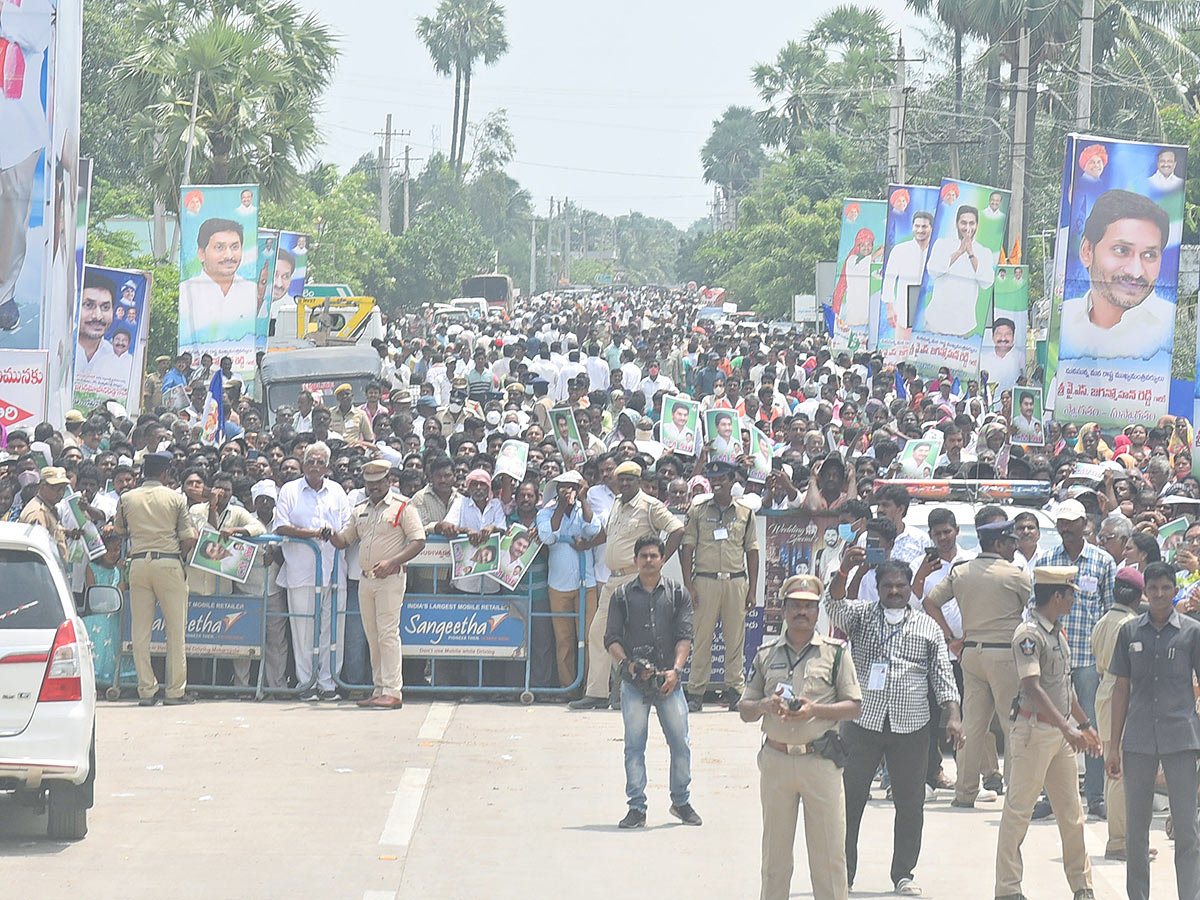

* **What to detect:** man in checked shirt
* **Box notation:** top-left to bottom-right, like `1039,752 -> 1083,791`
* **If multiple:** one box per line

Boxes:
1032,498 -> 1116,819
825,558 -> 962,897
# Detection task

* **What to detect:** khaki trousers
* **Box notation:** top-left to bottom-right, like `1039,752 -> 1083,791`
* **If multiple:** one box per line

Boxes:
128,557 -> 189,700
1102,740 -> 1126,854
758,743 -> 848,900
0,150 -> 40,304
547,585 -> 597,690
994,717 -> 1091,897
958,645 -> 1018,803
688,575 -> 749,696
585,571 -> 637,699
359,574 -> 406,699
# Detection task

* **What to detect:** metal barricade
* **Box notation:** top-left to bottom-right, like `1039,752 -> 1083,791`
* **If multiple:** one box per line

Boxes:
106,535 -> 327,701
328,537 -> 587,703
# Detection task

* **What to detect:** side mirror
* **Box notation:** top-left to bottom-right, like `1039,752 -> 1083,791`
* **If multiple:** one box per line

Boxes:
84,584 -> 122,616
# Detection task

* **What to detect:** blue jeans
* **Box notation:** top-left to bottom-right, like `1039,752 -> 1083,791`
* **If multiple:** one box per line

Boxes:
1071,664 -> 1103,806
342,580 -> 372,687
620,679 -> 691,811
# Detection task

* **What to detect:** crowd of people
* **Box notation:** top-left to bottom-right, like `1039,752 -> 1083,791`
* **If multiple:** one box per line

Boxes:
7,285 -> 1200,900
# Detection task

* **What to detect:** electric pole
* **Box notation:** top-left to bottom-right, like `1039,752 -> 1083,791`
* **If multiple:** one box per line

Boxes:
403,145 -> 412,232
564,198 -> 571,285
887,38 -> 905,184
545,196 -> 554,288
1010,23 -> 1032,247
374,114 -> 409,234
529,216 -> 537,296
1076,0 -> 1095,131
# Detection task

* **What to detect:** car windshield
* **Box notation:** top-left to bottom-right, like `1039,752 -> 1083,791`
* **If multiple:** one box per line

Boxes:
0,549 -> 63,629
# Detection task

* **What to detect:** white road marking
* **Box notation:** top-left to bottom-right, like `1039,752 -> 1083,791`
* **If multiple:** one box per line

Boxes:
379,767 -> 430,846
362,892 -> 395,900
416,702 -> 455,742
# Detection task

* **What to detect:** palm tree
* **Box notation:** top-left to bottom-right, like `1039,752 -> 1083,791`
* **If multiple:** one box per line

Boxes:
417,0 -> 509,179
752,41 -> 832,152
701,106 -> 766,226
906,0 -> 978,177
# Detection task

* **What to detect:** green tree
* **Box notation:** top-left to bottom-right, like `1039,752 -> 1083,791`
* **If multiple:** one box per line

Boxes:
115,0 -> 339,211
701,105 -> 766,219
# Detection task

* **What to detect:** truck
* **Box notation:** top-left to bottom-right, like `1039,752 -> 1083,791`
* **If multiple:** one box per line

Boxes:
460,273 -> 513,317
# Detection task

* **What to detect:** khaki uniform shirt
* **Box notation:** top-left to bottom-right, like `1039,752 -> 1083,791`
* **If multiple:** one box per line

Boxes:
926,552 -> 1032,644
187,501 -> 265,595
337,493 -> 425,579
144,372 -> 164,407
20,495 -> 68,560
1093,602 -> 1140,738
744,633 -> 862,744
1013,610 -> 1072,717
114,483 -> 195,555
682,496 -> 758,574
604,490 -> 683,577
330,405 -> 374,443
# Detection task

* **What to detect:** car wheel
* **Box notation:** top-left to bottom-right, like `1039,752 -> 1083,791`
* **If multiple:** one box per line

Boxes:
47,783 -> 88,840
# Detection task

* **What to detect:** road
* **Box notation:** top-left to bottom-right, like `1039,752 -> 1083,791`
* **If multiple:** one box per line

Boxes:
0,698 -> 1177,899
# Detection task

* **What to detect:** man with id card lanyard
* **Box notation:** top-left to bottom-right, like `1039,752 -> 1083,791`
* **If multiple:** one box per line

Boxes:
824,559 -> 961,897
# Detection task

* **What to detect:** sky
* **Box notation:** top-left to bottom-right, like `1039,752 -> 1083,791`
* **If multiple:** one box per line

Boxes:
305,0 -> 926,229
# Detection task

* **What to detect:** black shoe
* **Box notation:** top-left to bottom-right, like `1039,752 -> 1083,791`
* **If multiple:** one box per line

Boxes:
1089,801 -> 1107,820
724,689 -> 742,712
318,689 -> 339,701
687,695 -> 702,713
138,695 -> 159,707
1032,798 -> 1053,820
163,693 -> 196,705
299,688 -> 321,702
618,808 -> 646,829
982,774 -> 1004,795
670,803 -> 702,826
568,695 -> 609,710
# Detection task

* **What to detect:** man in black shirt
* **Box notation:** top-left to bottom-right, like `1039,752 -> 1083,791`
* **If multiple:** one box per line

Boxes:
1108,561 -> 1200,900
605,535 -> 698,829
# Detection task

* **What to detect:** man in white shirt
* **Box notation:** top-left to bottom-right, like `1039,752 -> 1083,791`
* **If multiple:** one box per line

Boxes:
74,270 -> 134,386
1058,189 -> 1175,360
1147,149 -> 1184,193
882,211 -> 933,330
619,349 -> 643,392
1012,391 -> 1041,443
584,342 -> 610,392
554,350 -> 586,402
979,317 -> 1024,393
179,217 -> 258,345
922,206 -> 994,336
0,0 -> 52,331
637,364 -> 676,407
982,191 -> 1005,220
234,188 -> 256,215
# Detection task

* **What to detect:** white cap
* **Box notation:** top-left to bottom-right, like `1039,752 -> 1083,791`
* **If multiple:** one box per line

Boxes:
552,471 -> 584,487
1054,499 -> 1088,522
251,479 -> 278,502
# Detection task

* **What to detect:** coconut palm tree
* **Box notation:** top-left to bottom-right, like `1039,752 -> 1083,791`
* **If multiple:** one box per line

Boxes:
701,106 -> 766,226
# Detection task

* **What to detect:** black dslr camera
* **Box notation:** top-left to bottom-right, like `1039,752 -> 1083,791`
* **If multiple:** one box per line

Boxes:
626,649 -> 667,691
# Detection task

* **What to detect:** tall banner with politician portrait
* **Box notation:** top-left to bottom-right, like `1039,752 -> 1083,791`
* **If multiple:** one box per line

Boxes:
980,265 -> 1030,400
871,184 -> 939,360
1047,135 -> 1185,430
73,265 -> 151,414
255,229 -> 278,354
909,179 -> 1010,376
273,230 -> 310,312
829,199 -> 886,348
178,184 -> 259,388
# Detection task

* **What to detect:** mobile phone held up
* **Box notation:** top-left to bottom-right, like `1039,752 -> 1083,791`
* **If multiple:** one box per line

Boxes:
865,534 -> 886,566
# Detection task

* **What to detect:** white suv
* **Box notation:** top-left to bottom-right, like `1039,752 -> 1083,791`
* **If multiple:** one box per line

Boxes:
0,522 -> 120,839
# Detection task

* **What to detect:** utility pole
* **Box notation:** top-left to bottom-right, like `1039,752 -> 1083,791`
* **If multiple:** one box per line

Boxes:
1010,23 -> 1032,247
545,196 -> 554,288
887,38 -> 903,184
564,198 -> 571,285
374,115 -> 409,234
377,146 -> 387,229
402,145 -> 412,232
529,216 -> 537,296
1076,0 -> 1095,131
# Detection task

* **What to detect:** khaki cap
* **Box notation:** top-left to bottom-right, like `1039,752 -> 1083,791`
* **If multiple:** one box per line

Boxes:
1034,565 -> 1079,589
40,466 -> 69,486
362,459 -> 391,482
614,461 -> 642,477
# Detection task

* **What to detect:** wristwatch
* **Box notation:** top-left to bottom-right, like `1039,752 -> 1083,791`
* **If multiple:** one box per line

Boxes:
1077,719 -> 1093,731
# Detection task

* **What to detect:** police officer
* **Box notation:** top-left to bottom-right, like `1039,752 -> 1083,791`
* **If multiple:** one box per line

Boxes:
20,466 -> 71,560
681,459 -> 760,712
741,574 -> 862,900
329,460 -> 426,709
114,452 -> 197,706
330,383 -> 374,442
924,508 -> 1030,805
995,565 -> 1100,900
144,354 -> 171,406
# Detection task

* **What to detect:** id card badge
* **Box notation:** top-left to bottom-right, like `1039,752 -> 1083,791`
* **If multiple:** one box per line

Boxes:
1078,575 -> 1098,593
868,662 -> 888,690
713,527 -> 729,540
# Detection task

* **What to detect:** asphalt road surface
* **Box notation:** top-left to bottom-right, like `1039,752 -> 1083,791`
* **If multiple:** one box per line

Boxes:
0,699 -> 1178,899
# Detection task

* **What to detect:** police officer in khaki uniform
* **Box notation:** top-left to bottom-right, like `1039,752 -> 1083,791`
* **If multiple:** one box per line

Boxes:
995,565 -> 1100,900
144,354 -> 171,407
329,383 -> 374,442
681,460 -> 759,712
924,510 -> 1030,805
114,452 -> 197,706
570,459 -> 683,709
330,460 -> 426,709
741,574 -> 862,900
20,466 -> 71,560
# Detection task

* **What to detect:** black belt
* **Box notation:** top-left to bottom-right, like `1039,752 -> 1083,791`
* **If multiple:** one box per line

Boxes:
130,551 -> 182,561
962,641 -> 1009,649
696,572 -> 746,580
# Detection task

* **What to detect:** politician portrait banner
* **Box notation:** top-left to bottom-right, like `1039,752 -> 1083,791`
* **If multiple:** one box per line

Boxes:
273,230 -> 310,312
73,265 -> 151,414
178,184 -> 259,387
980,265 -> 1030,398
872,184 -> 939,361
909,179 -> 1010,376
1045,135 -> 1185,431
829,199 -> 886,346
255,229 -> 278,354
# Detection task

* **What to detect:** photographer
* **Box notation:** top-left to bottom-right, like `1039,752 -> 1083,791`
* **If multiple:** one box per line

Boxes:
604,535 -> 699,829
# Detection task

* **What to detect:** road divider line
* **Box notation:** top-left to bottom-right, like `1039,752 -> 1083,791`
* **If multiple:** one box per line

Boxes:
417,702 -> 455,742
379,767 -> 430,847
